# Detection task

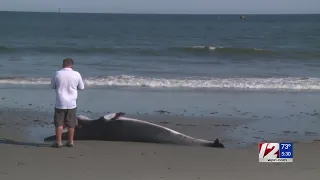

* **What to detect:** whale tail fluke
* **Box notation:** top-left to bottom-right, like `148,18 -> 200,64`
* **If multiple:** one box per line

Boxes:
205,138 -> 225,148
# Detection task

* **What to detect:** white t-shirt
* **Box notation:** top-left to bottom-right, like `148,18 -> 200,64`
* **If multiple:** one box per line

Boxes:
51,68 -> 85,109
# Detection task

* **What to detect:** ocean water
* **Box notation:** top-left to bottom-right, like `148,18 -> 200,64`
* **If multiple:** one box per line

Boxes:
0,12 -> 320,91
1,12 -> 320,144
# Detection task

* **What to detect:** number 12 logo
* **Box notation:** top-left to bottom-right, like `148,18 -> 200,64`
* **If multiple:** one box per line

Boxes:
259,143 -> 279,158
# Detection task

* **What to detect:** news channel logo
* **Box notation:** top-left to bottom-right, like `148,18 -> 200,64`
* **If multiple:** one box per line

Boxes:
258,142 -> 293,163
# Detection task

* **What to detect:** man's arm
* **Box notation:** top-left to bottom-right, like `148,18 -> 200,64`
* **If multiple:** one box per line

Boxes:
50,74 -> 56,89
77,73 -> 85,90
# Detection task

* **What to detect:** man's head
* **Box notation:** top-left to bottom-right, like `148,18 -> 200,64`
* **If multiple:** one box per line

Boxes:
62,58 -> 74,68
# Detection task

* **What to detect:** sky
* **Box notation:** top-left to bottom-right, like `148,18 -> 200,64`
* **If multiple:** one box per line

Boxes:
0,0 -> 319,14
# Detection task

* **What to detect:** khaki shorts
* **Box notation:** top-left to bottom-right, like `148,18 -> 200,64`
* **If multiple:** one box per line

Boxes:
54,108 -> 77,128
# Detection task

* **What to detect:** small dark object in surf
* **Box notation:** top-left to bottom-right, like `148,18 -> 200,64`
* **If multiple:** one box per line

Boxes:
310,110 -> 320,116
283,131 -> 298,134
154,110 -> 170,114
159,121 -> 169,124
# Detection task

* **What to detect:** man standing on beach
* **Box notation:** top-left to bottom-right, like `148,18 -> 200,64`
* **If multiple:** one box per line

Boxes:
50,58 -> 85,148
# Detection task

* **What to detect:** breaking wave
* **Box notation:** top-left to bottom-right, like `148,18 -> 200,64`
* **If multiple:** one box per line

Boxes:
1,45 -> 320,59
0,75 -> 320,91
173,46 -> 276,55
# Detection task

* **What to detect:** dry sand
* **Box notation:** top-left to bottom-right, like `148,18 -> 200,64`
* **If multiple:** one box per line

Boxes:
1,107 -> 320,180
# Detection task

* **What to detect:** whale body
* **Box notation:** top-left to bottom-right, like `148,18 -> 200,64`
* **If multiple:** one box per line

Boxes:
44,112 -> 224,148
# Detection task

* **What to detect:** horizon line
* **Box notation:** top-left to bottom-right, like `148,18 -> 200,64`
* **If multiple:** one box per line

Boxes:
0,10 -> 319,15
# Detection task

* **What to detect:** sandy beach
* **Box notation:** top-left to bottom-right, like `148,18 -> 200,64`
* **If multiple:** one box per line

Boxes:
2,140 -> 320,180
1,106 -> 320,180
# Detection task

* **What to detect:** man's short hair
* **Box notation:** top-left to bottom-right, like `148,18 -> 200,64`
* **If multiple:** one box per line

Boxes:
63,58 -> 74,67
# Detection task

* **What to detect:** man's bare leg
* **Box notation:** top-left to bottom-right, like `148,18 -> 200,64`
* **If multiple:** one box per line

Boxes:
55,126 -> 63,143
51,126 -> 63,148
68,128 -> 74,144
